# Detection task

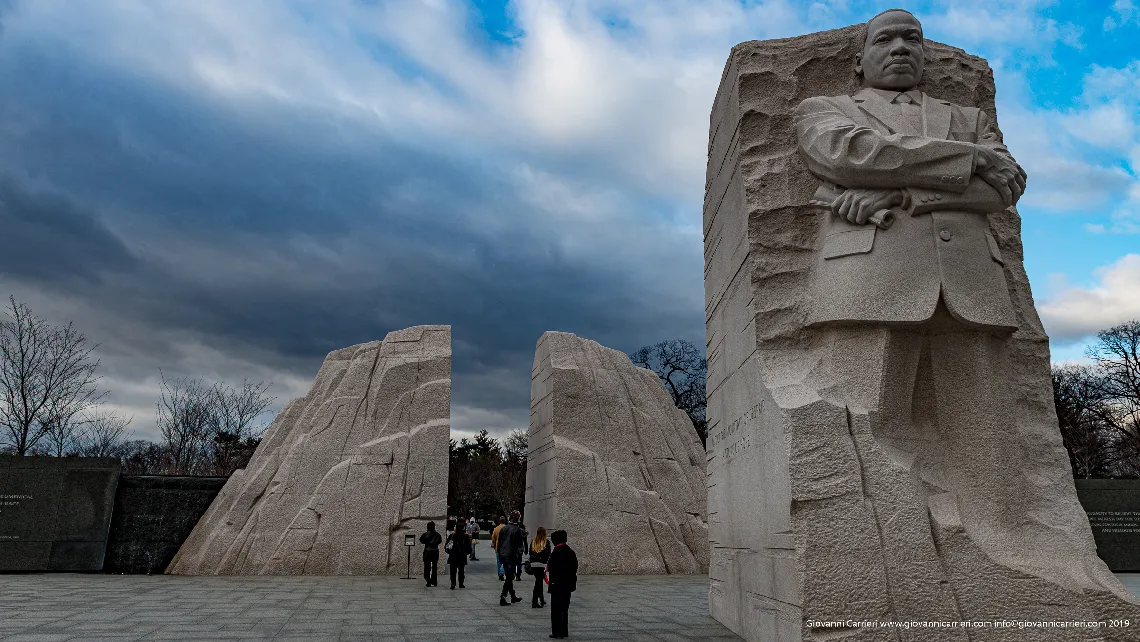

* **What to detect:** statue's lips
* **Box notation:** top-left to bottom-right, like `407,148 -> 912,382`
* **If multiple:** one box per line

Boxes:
884,59 -> 915,71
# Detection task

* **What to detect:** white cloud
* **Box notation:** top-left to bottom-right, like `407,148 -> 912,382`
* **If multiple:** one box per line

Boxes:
1104,0 -> 1137,31
922,0 -> 1081,58
1038,254 -> 1140,342
998,104 -> 1135,211
990,60 -> 1140,220
0,0 -> 811,206
9,0 -> 1129,218
1061,104 -> 1136,150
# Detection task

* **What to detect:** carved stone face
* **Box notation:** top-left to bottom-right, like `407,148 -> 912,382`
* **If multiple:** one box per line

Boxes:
857,11 -> 924,91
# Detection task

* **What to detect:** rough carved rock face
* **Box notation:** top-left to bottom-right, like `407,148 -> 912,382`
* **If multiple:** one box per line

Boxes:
167,325 -> 450,576
705,25 -> 1138,642
524,331 -> 708,574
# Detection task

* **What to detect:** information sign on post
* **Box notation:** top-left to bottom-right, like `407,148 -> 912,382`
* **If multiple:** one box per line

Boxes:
403,533 -> 416,579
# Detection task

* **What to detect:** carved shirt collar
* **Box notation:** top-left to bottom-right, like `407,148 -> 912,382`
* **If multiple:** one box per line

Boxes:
858,87 -> 924,105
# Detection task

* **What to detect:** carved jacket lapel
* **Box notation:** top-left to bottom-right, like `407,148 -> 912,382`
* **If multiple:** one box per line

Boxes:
922,94 -> 952,139
852,88 -> 900,134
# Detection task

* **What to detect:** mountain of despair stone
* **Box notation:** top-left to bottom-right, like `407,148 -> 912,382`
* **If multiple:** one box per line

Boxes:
167,325 -> 450,576
524,331 -> 708,574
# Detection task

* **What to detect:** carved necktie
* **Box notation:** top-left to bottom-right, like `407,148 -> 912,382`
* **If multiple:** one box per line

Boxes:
892,92 -> 923,136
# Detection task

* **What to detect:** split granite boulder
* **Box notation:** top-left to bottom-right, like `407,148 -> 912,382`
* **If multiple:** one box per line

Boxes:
167,325 -> 450,576
524,331 -> 708,574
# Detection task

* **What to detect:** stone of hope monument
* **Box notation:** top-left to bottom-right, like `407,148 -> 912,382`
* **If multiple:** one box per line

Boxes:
703,9 -> 1139,642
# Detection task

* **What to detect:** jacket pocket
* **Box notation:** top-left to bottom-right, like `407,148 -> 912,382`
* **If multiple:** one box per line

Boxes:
985,232 -> 1004,265
822,226 -> 876,260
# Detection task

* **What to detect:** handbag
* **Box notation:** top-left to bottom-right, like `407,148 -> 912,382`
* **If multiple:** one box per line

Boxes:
444,534 -> 453,554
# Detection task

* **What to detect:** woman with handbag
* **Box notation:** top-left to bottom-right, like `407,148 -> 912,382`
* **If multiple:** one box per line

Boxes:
445,522 -> 471,589
526,527 -> 551,608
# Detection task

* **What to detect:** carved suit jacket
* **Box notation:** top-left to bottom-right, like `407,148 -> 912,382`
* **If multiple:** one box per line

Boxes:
794,87 -> 1018,330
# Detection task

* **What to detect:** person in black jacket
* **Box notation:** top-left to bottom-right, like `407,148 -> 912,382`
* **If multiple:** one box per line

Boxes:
497,510 -> 525,606
419,521 -> 442,587
545,529 -> 577,639
445,523 -> 471,590
527,526 -> 551,608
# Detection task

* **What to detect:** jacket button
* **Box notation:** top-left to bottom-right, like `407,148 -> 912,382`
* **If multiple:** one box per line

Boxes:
939,230 -> 952,241
935,193 -> 942,200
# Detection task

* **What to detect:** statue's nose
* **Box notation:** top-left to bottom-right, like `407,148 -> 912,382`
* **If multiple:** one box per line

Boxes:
889,39 -> 911,56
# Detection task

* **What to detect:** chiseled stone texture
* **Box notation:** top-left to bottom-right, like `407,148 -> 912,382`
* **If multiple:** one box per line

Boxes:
704,26 -> 1139,642
524,331 -> 708,575
167,325 -> 450,576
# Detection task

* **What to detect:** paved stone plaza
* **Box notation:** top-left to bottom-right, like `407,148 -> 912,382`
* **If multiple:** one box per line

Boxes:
1,567 -> 1136,640
0,559 -> 742,641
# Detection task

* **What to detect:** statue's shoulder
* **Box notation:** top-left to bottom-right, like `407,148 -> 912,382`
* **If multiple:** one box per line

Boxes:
796,93 -> 852,106
794,93 -> 855,116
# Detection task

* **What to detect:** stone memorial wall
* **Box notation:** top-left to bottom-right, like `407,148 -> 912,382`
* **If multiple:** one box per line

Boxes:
1076,479 -> 1140,572
0,456 -> 120,571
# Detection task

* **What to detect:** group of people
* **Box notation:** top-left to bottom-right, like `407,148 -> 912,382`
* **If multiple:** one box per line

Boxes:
418,510 -> 579,639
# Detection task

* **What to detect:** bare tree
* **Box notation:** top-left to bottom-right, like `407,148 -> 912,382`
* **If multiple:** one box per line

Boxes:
503,429 -> 528,462
1053,364 -> 1115,478
156,372 -> 217,474
155,372 -> 274,475
0,296 -> 104,455
1087,320 -> 1140,476
630,338 -> 708,445
41,411 -> 83,457
77,410 -> 133,457
212,378 -> 275,439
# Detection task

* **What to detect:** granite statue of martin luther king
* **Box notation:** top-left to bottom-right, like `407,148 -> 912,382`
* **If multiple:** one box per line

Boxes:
783,8 -> 1138,631
796,8 -> 1026,328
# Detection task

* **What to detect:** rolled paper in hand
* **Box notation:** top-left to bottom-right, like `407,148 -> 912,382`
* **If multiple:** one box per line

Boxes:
869,209 -> 894,229
808,200 -> 895,230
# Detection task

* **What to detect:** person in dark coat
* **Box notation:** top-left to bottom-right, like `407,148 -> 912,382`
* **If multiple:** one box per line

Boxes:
497,510 -> 525,606
545,529 -> 577,639
527,526 -> 551,608
445,523 -> 471,590
515,521 -> 528,581
419,521 -> 442,587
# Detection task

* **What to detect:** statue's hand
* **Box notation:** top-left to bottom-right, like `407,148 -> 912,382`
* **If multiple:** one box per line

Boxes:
831,188 -> 907,225
974,146 -> 1027,206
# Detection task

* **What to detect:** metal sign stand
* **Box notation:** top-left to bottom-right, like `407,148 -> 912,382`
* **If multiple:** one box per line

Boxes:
402,533 -> 415,580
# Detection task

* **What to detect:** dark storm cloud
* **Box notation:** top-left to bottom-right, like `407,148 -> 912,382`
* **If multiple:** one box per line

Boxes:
0,176 -> 137,285
0,38 -> 703,439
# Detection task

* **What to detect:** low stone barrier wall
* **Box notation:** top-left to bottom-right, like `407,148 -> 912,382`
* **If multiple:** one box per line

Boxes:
104,475 -> 227,574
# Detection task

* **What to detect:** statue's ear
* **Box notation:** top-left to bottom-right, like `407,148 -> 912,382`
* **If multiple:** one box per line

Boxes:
854,52 -> 863,78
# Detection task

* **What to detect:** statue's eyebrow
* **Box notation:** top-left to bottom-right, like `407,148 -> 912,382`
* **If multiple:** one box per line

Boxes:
871,26 -> 922,39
